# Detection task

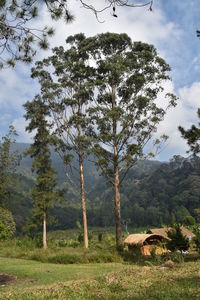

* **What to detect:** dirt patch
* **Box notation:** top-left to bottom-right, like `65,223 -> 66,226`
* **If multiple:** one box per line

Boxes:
0,274 -> 17,285
0,274 -> 36,286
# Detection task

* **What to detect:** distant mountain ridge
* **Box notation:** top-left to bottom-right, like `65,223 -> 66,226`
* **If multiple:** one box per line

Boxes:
8,143 -> 200,232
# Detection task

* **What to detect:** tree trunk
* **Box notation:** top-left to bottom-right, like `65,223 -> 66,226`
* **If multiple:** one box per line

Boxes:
79,155 -> 89,249
43,211 -> 47,250
77,96 -> 89,249
112,84 -> 122,247
114,146 -> 122,247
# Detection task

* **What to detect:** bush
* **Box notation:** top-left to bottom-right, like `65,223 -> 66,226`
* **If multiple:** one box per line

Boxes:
183,215 -> 196,226
34,233 -> 43,248
193,225 -> 200,253
167,223 -> 189,252
0,222 -> 7,240
0,207 -> 16,239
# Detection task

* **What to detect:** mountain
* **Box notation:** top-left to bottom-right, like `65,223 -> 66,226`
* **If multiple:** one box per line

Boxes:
8,144 -> 200,232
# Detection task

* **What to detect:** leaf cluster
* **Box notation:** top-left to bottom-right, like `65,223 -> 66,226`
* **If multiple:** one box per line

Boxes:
0,0 -> 73,68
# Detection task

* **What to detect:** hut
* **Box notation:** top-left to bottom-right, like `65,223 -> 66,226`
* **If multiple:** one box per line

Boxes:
147,226 -> 195,241
124,233 -> 169,256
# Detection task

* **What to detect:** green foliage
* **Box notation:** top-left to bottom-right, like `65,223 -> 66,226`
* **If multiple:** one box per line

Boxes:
85,32 -> 176,245
179,109 -> 200,154
0,207 -> 16,239
88,33 -> 177,184
193,225 -> 200,253
167,224 -> 190,252
0,125 -> 19,207
24,96 -> 61,248
0,0 -> 73,68
184,215 -> 196,226
0,222 -> 7,240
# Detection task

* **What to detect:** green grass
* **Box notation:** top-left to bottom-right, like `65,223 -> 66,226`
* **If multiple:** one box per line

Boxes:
0,258 -> 200,299
0,257 -> 121,285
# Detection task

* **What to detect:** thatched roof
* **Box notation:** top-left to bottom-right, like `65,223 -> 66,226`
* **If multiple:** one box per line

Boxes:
124,233 -> 168,246
148,227 -> 195,239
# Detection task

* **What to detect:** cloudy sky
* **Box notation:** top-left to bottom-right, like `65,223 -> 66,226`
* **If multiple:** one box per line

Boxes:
0,0 -> 200,161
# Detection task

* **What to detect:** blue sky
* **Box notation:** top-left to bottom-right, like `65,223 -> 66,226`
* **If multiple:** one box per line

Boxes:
0,0 -> 200,161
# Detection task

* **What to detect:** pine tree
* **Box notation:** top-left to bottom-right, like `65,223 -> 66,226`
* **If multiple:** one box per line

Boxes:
167,224 -> 189,252
0,126 -> 19,207
24,95 -> 58,250
0,0 -> 73,68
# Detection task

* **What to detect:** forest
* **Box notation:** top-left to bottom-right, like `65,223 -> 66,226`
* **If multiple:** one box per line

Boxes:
8,144 -> 200,233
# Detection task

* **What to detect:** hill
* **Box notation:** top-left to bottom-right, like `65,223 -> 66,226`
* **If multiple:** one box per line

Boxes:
8,144 -> 200,232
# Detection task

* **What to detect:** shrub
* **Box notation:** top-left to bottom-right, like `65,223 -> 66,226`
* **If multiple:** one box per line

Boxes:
193,225 -> 200,253
0,222 -> 7,240
34,233 -> 43,248
0,207 -> 16,239
167,223 -> 189,252
183,215 -> 196,226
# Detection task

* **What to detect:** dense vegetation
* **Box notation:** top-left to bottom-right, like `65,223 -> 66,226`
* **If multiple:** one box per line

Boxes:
7,143 -> 200,233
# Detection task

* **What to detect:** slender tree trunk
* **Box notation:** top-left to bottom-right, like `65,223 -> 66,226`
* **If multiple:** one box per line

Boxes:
114,146 -> 122,247
112,84 -> 122,247
77,96 -> 88,249
43,211 -> 47,250
79,154 -> 89,249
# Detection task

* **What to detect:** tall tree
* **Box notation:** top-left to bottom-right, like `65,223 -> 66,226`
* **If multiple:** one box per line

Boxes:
87,33 -> 177,246
0,125 -> 19,207
24,95 -> 59,250
31,34 -> 95,249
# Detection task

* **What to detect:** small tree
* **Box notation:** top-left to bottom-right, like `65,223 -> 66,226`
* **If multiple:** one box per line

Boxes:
24,95 -> 59,250
167,224 -> 189,252
0,126 -> 19,207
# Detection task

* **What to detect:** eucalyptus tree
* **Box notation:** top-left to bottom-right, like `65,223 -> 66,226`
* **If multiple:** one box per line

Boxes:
87,32 -> 177,246
31,34 -> 95,248
24,95 -> 59,250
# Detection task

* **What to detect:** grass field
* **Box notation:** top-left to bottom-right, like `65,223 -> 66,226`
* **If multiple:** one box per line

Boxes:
0,257 -> 200,299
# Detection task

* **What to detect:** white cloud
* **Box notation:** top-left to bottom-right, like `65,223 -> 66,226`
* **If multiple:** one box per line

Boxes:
156,81 -> 200,159
179,82 -> 200,110
12,118 -> 35,143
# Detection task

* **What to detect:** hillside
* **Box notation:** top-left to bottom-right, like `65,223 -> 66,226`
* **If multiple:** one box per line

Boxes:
8,144 -> 200,232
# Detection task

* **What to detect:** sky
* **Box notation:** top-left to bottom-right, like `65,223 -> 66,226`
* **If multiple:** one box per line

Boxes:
0,0 -> 200,161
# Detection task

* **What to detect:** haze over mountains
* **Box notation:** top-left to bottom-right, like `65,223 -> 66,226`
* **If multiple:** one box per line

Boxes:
10,143 -> 200,233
